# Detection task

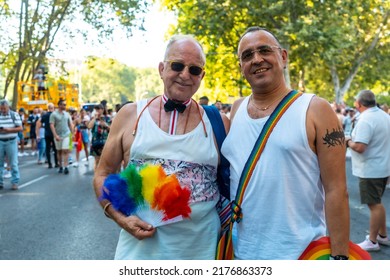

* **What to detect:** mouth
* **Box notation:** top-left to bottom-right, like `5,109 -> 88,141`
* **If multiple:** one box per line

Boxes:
253,67 -> 269,74
174,80 -> 191,88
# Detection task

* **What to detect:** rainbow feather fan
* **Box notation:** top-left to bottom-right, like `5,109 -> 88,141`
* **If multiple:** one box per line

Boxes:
101,163 -> 192,227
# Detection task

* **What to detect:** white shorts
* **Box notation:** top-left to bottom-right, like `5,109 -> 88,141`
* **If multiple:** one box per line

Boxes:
55,136 -> 70,150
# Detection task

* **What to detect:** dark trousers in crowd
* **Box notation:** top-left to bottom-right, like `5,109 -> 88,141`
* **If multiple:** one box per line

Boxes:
45,135 -> 58,168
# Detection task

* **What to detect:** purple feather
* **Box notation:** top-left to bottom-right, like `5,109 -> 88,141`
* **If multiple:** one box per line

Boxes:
101,174 -> 137,216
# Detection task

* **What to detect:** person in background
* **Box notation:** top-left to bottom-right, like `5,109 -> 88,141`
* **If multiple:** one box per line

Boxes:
50,99 -> 73,175
346,90 -> 390,251
27,107 -> 40,156
198,96 -> 209,106
222,104 -> 231,119
221,26 -> 349,259
88,104 -> 111,171
17,108 -> 28,157
93,34 -> 229,260
72,109 -> 90,167
112,103 -> 121,118
78,108 -> 90,166
33,68 -> 46,99
214,100 -> 223,112
0,100 -> 23,190
343,108 -> 355,137
35,110 -> 46,164
38,103 -> 58,169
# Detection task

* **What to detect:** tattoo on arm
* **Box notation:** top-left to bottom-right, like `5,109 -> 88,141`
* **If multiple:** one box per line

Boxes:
322,127 -> 345,147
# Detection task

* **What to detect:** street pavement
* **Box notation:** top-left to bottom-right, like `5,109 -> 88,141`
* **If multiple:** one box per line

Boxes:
0,152 -> 120,260
0,150 -> 389,260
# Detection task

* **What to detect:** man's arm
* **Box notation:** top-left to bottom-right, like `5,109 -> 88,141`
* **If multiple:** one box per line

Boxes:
220,112 -> 230,134
345,135 -> 367,154
68,114 -> 74,134
307,96 -> 350,257
93,103 -> 156,240
3,113 -> 23,133
229,97 -> 245,123
50,123 -> 59,140
50,115 -> 60,141
36,119 -> 41,138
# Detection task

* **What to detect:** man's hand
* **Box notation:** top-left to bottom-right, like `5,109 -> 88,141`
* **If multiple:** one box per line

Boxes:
120,215 -> 156,240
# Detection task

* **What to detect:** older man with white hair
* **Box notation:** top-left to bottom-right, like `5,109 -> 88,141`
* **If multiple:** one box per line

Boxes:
0,100 -> 23,190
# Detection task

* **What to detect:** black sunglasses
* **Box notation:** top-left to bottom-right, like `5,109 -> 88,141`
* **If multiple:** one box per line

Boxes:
165,60 -> 204,76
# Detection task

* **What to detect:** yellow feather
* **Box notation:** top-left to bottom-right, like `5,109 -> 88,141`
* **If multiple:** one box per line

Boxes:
140,165 -> 166,204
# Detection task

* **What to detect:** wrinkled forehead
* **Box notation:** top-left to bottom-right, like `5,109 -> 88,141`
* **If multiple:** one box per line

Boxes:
238,30 -> 279,54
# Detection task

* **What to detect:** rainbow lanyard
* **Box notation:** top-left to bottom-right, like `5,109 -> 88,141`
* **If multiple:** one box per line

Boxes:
162,95 -> 191,135
231,90 -> 302,222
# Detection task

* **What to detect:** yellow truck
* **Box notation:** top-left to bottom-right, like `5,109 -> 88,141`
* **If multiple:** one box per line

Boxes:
16,78 -> 80,140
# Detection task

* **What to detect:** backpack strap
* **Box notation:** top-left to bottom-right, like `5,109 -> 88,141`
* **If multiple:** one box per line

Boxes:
202,105 -> 230,198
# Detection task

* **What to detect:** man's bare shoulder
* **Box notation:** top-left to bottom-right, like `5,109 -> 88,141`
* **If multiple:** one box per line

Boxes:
230,97 -> 246,121
308,95 -> 336,119
113,102 -> 137,122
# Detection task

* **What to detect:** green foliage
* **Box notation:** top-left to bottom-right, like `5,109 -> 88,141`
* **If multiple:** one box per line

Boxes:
82,57 -> 137,105
134,68 -> 164,101
161,0 -> 389,103
81,56 -> 163,107
0,0 -> 150,105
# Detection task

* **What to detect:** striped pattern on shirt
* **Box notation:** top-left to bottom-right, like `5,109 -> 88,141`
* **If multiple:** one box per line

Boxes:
0,111 -> 22,140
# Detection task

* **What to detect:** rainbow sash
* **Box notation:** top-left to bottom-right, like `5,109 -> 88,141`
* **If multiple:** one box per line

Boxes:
216,90 -> 302,260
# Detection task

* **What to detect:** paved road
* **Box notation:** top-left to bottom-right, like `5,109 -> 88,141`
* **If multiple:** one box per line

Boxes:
0,151 -> 389,260
0,153 -> 120,260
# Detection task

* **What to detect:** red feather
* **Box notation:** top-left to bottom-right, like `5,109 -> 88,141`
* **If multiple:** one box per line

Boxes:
153,175 -> 191,220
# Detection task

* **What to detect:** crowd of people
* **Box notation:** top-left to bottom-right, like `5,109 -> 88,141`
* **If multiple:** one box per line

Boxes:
5,100 -> 120,180
1,26 -> 389,260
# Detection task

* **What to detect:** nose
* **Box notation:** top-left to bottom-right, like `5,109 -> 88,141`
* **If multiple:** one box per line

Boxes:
252,50 -> 265,63
179,66 -> 192,79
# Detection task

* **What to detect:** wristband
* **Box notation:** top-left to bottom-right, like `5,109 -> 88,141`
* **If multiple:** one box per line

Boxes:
346,139 -> 351,148
330,254 -> 349,260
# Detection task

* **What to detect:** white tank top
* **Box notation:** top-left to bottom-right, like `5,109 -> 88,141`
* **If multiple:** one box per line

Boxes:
114,99 -> 221,260
221,93 -> 326,259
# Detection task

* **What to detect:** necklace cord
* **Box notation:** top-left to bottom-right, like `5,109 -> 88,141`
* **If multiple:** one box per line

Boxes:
132,95 -> 160,136
133,95 -> 208,137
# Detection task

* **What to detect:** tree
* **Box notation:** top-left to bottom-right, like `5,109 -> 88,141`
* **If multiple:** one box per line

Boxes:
161,0 -> 389,103
80,57 -> 163,107
82,56 -> 137,105
0,0 -> 150,108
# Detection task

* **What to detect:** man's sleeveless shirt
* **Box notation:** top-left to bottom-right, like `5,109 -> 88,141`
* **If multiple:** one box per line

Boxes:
221,94 -> 326,259
115,99 -> 221,260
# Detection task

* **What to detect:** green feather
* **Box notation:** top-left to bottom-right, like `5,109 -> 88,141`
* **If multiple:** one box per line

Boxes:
120,164 -> 144,205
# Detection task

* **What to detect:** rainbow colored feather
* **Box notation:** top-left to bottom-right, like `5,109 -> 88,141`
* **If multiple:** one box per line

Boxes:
101,163 -> 192,225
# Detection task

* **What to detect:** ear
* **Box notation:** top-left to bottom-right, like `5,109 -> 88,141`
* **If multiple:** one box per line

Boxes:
239,63 -> 245,77
200,70 -> 206,80
281,49 -> 288,68
158,62 -> 164,78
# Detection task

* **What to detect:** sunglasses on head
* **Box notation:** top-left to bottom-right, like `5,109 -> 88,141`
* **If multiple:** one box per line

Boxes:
165,60 -> 204,76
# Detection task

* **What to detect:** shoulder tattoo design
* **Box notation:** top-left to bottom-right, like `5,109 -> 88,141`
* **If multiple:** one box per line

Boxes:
322,127 -> 345,148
